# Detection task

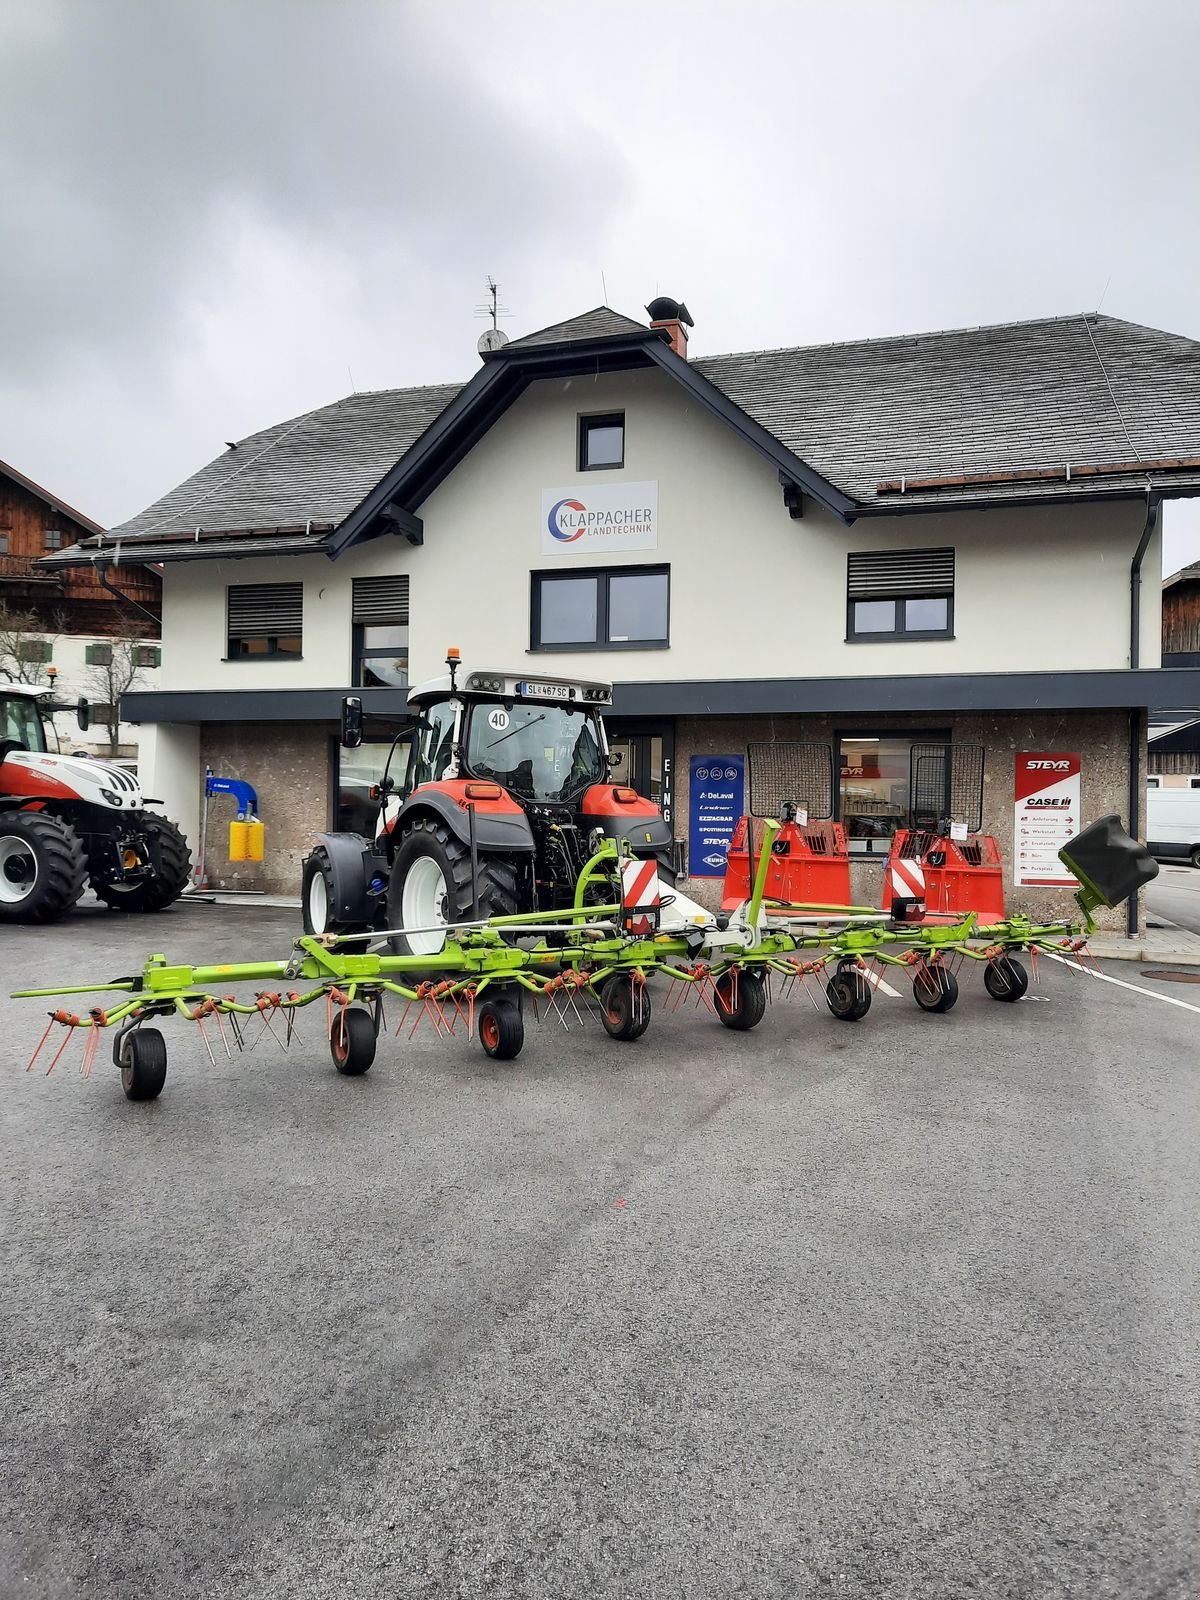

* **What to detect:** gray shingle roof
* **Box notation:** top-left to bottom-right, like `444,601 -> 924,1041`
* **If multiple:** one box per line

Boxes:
84,309 -> 1200,557
504,306 -> 651,349
695,314 -> 1200,510
107,384 -> 461,540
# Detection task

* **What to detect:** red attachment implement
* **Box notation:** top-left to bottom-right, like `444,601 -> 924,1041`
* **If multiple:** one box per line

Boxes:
721,816 -> 851,912
881,829 -> 1006,924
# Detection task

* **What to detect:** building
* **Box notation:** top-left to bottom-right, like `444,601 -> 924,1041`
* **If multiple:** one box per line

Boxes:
1148,562 -> 1200,787
43,302 -> 1200,928
1,456 -> 162,756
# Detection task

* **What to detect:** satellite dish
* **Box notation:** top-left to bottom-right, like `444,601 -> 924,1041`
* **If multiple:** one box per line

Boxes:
478,327 -> 509,354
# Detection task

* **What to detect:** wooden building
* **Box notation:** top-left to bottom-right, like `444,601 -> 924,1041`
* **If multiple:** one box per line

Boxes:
0,457 -> 160,638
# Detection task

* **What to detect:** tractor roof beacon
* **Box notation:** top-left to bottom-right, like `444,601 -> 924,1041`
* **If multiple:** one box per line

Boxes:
0,683 -> 192,923
303,650 -> 673,956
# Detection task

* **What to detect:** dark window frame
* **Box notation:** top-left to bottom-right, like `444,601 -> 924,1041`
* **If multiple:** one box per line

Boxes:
530,564 -> 670,652
43,528 -> 63,551
225,581 -> 303,661
834,725 -> 953,857
352,621 -> 410,689
577,411 -> 625,472
846,592 -> 954,643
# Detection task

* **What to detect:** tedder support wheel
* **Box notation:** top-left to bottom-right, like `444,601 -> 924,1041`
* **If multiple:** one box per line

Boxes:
387,817 -> 519,959
984,955 -> 1029,1002
714,969 -> 767,1031
0,811 -> 87,923
913,965 -> 959,1013
330,1007 -> 377,1075
120,1028 -> 168,1101
477,997 -> 525,1061
599,974 -> 652,1041
91,814 -> 192,913
825,971 -> 872,1022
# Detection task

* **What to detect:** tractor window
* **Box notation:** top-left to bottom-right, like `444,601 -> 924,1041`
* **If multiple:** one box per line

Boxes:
408,701 -> 458,789
466,704 -> 606,802
0,696 -> 47,754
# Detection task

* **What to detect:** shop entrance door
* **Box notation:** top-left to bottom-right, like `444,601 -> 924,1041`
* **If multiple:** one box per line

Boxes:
606,721 -> 675,833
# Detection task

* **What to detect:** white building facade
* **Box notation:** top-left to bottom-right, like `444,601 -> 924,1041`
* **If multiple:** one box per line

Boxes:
46,303 -> 1200,929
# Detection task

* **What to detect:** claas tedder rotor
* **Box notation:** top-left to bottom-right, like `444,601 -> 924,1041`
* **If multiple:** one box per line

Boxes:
11,813 -> 1158,1102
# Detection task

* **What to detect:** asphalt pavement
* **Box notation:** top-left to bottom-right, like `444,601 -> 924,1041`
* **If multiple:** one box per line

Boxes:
2,901 -> 1197,1599
1148,863 -> 1200,935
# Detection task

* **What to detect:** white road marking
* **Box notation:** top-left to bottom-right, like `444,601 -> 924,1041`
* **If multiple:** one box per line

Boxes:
1043,952 -> 1200,1016
862,969 -> 901,998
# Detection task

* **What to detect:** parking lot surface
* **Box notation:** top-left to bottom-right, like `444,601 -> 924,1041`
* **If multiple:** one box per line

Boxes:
2,900 -> 1197,1599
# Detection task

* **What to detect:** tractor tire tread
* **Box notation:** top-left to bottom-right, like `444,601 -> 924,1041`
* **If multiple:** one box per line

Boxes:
0,811 -> 88,923
388,816 -> 520,956
91,814 -> 192,913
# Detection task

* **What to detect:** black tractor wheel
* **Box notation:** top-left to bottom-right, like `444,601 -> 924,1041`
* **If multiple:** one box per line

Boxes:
329,1007 -> 377,1075
91,814 -> 191,913
599,974 -> 652,1041
825,972 -> 872,1022
477,996 -> 525,1061
984,955 -> 1029,1002
387,817 -> 519,958
301,847 -> 370,942
0,811 -> 87,923
120,1028 -> 168,1101
913,964 -> 960,1013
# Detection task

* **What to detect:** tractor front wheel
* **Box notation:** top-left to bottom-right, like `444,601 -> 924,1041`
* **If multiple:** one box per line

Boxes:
387,818 -> 519,958
90,815 -> 191,913
0,811 -> 87,923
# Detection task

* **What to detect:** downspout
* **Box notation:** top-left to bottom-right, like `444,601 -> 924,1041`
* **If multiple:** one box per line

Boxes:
1126,491 -> 1160,937
95,558 -> 162,631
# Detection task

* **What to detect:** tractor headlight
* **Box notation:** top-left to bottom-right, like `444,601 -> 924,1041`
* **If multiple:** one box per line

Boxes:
99,788 -> 124,807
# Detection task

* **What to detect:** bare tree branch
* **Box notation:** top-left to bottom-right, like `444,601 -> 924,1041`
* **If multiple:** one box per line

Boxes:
83,638 -> 148,757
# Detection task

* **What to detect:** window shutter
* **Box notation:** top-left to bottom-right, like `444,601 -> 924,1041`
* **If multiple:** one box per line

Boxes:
17,638 -> 52,663
227,582 -> 303,638
352,575 -> 409,626
847,548 -> 954,597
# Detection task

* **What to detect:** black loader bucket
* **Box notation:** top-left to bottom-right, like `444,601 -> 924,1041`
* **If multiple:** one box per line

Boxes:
1059,814 -> 1158,924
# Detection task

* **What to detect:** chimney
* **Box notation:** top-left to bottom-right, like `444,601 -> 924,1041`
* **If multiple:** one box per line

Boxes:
646,296 -> 693,359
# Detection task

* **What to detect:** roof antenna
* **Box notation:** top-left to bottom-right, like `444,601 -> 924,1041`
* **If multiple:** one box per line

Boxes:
1095,274 -> 1111,315
601,270 -> 609,307
347,364 -> 357,394
475,277 -> 510,355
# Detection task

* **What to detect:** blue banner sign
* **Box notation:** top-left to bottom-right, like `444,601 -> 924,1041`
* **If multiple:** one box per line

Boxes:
688,755 -> 745,878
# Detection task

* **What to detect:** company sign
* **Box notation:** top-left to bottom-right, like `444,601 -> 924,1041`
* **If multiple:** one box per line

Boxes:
1014,751 -> 1081,886
688,755 -> 745,879
540,481 -> 658,555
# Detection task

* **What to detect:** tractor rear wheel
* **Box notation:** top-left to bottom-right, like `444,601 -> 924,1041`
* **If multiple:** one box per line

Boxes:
387,817 -> 519,958
90,815 -> 191,913
0,811 -> 87,923
302,846 -> 370,943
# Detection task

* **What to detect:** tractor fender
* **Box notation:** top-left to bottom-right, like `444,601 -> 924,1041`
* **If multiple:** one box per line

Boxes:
582,787 -> 673,860
393,786 -> 536,855
310,831 -> 387,925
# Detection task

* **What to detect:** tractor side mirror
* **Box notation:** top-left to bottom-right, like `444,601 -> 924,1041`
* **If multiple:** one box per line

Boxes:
76,697 -> 90,732
340,696 -> 364,749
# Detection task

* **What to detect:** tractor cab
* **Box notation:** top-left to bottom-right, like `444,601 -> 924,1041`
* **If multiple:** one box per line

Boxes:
0,683 -> 90,762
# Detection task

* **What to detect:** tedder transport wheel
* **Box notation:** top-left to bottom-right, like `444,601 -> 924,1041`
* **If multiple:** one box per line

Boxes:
984,955 -> 1029,1002
825,969 -> 872,1022
0,811 -> 87,923
714,969 -> 767,1032
387,817 -> 519,959
599,974 -> 652,1041
477,997 -> 525,1061
913,965 -> 960,1013
120,1028 -> 168,1101
329,1007 -> 376,1075
92,815 -> 192,913
302,847 -> 369,943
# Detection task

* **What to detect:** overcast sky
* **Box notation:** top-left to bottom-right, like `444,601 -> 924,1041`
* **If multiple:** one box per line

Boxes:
2,0 -> 1198,571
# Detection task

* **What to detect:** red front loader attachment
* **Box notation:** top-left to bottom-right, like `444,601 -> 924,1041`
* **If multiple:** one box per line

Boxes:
882,829 -> 1006,924
722,815 -> 851,912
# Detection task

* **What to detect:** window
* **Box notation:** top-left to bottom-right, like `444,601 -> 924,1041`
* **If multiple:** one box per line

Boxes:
847,548 -> 954,641
531,566 -> 669,650
1147,776 -> 1162,789
352,575 -> 409,688
408,701 -> 457,789
578,412 -> 624,471
44,528 -> 63,551
85,642 -> 113,667
135,645 -> 161,669
0,533 -> 8,554
838,732 -> 951,854
16,638 -> 52,664
226,582 -> 302,658
1190,777 -> 1200,790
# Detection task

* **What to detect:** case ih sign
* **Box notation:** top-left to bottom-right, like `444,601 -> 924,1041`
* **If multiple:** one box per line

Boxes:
1013,752 -> 1081,887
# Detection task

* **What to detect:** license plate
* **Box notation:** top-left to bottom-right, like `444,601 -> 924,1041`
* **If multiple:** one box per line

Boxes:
518,680 -> 574,700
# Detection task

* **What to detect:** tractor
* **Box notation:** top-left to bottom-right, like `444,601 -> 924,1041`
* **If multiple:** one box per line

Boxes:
302,652 -> 673,954
0,683 -> 191,923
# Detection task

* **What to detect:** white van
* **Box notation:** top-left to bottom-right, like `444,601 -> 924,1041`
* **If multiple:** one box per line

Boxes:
1146,788 -> 1200,868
